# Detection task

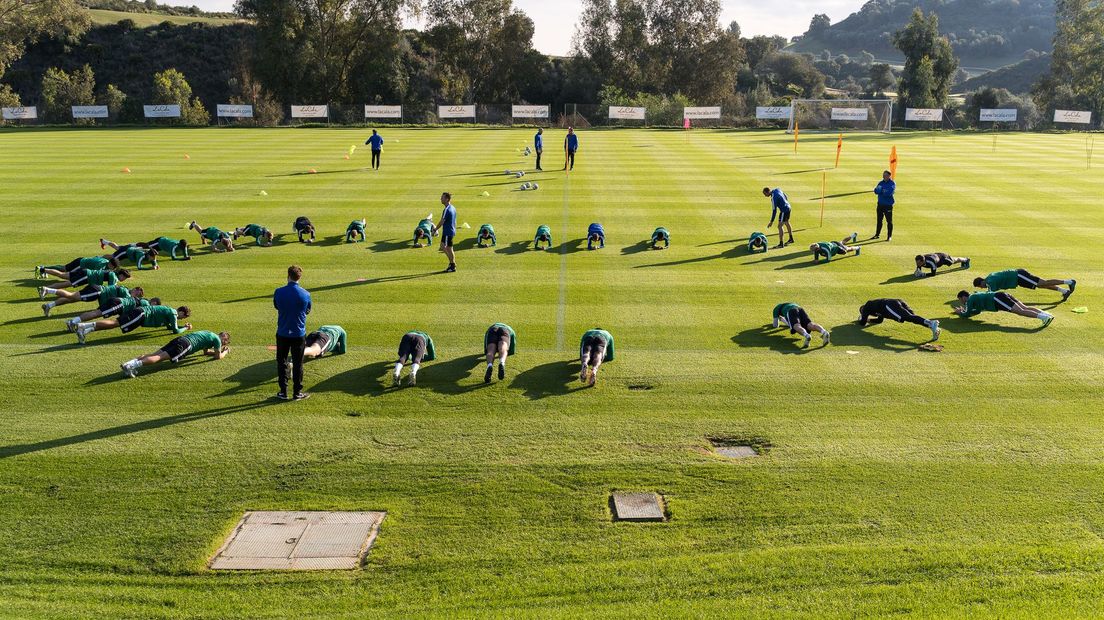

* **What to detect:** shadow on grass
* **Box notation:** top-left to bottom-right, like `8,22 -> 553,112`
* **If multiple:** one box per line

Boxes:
636,245 -> 742,268
453,237 -> 478,252
731,326 -> 814,354
221,272 -> 438,303
83,355 -> 210,385
880,268 -> 967,285
0,400 -> 273,459
217,359 -> 275,397
828,322 -> 924,352
555,238 -> 587,255
314,362 -> 389,397
776,168 -> 827,175
746,248 -> 808,264
468,175 -> 552,188
806,191 -> 869,201
512,360 -> 588,400
313,235 -> 349,247
424,354 -> 492,395
265,168 -> 367,178
938,316 -> 1043,335
494,240 -> 532,255
620,241 -> 655,255
777,254 -> 862,270
369,238 -> 412,253
10,278 -> 44,288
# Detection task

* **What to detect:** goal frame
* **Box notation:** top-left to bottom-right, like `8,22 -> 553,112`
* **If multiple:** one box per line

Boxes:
787,99 -> 893,134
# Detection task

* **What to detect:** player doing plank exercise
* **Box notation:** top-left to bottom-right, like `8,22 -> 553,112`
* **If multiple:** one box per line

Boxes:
810,234 -> 859,262
974,269 -> 1076,300
955,290 -> 1054,326
772,302 -> 830,347
915,253 -> 969,277
393,331 -> 435,386
858,298 -> 940,341
120,330 -> 229,378
483,323 -> 516,383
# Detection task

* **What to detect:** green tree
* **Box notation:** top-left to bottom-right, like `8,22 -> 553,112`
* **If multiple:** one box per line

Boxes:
103,84 -> 127,117
892,9 -> 958,109
0,0 -> 89,76
1033,0 -> 1104,119
869,63 -> 895,95
806,13 -> 830,38
152,68 -> 209,125
754,51 -> 825,98
41,65 -> 96,123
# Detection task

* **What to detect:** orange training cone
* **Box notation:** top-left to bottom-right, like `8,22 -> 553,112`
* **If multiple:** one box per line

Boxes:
122,167 -> 131,173
184,154 -> 190,160
309,169 -> 317,174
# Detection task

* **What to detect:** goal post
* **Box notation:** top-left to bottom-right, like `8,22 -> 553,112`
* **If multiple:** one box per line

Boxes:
787,99 -> 893,134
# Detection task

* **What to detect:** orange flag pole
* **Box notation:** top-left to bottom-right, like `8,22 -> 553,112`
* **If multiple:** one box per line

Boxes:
889,145 -> 898,180
834,133 -> 843,168
820,171 -> 826,226
793,120 -> 799,155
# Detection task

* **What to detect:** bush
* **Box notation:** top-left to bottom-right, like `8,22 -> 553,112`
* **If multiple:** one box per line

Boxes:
41,65 -> 97,124
152,68 -> 209,125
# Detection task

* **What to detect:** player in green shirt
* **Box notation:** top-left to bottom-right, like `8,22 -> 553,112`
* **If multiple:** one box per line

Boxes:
345,219 -> 366,243
41,284 -> 143,316
38,268 -> 130,296
75,305 -> 191,344
650,227 -> 670,249
810,233 -> 859,263
476,224 -> 497,247
973,269 -> 1076,300
233,224 -> 275,246
99,240 -> 159,270
747,232 -> 768,253
37,255 -> 116,279
580,328 -> 614,386
393,331 -> 435,386
534,225 -> 552,250
413,218 -> 435,247
303,325 -> 347,359
144,236 -> 190,260
955,290 -> 1054,326
771,302 -> 830,347
483,323 -> 516,383
65,296 -> 159,331
188,221 -> 235,252
120,330 -> 230,378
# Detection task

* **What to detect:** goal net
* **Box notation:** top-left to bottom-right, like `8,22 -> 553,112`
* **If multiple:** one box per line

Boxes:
787,99 -> 893,133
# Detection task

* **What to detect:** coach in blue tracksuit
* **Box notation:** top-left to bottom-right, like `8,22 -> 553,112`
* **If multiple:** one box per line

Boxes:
274,265 -> 312,401
763,186 -> 794,249
365,129 -> 384,170
872,170 -> 895,241
534,128 -> 544,171
563,127 -> 578,171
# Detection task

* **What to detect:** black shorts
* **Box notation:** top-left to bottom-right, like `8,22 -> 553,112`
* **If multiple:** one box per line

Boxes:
441,235 -> 454,247
486,326 -> 510,350
397,333 -> 427,364
581,336 -> 607,366
78,285 -> 102,302
778,209 -> 791,224
294,217 -> 312,231
99,297 -> 127,316
536,234 -> 550,243
305,331 -> 331,351
994,292 -> 1017,310
1016,269 -> 1040,289
64,258 -> 83,272
112,247 -> 130,261
927,253 -> 953,268
786,307 -> 812,334
119,308 -> 145,333
67,268 -> 89,286
159,336 -> 193,362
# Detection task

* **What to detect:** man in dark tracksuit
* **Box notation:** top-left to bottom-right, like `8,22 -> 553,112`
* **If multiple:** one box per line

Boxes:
858,298 -> 940,341
365,130 -> 384,170
273,265 -> 312,400
534,128 -> 544,171
872,170 -> 895,241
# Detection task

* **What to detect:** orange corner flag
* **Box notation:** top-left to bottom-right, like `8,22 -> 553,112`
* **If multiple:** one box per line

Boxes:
834,133 -> 843,168
889,145 -> 898,179
793,120 -> 800,154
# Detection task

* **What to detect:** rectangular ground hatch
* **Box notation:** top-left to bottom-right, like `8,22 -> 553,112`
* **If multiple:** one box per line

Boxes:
210,511 -> 385,570
611,492 -> 666,522
715,445 -> 758,458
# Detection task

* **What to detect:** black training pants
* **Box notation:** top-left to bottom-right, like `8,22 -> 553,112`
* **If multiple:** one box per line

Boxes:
276,335 -> 305,394
535,150 -> 542,169
566,149 -> 576,170
371,149 -> 381,169
875,204 -> 893,238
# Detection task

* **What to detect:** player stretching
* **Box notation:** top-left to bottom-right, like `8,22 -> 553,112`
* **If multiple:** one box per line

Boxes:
120,330 -> 230,378
233,224 -> 274,246
915,253 -> 969,277
858,298 -> 940,341
64,294 -> 159,332
303,325 -> 347,359
476,224 -> 497,247
955,290 -> 1054,327
38,267 -> 129,293
772,302 -> 830,347
37,255 -> 116,280
345,219 -> 366,243
763,187 -> 794,249
42,283 -> 142,316
483,323 -> 515,383
747,232 -> 768,253
100,240 -> 158,269
579,327 -> 614,386
293,216 -> 316,243
76,304 -> 190,344
393,331 -> 435,386
534,225 -> 553,250
187,222 -> 234,252
650,227 -> 670,249
587,223 -> 605,250
143,236 -> 190,260
810,234 -> 860,263
974,269 -> 1076,300
413,217 -> 435,247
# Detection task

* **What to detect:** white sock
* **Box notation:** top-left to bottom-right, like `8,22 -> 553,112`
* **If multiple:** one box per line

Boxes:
1064,279 -> 1073,285
393,363 -> 402,377
1040,312 -> 1053,320
45,301 -> 55,309
486,362 -> 493,369
499,360 -> 505,369
411,363 -> 420,376
819,327 -> 829,335
43,287 -> 57,295
1058,288 -> 1069,295
78,322 -> 94,330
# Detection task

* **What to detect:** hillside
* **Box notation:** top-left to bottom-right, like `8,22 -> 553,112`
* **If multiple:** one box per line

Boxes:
86,8 -> 243,27
958,53 -> 1050,94
792,0 -> 1054,70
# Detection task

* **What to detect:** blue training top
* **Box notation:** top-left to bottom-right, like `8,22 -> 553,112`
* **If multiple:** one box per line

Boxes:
588,223 -> 604,237
566,133 -> 579,152
770,188 -> 790,220
534,133 -> 543,150
875,178 -> 895,206
440,204 -> 457,237
273,281 -> 312,338
366,133 -> 384,150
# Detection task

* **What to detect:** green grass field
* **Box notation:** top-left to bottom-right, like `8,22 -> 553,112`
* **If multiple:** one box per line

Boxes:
1,127 -> 1103,618
86,8 -> 244,27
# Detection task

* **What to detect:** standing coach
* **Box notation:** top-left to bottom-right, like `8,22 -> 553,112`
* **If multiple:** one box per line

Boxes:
274,265 -> 312,401
534,128 -> 543,171
365,129 -> 384,170
563,127 -> 579,171
872,170 -> 895,241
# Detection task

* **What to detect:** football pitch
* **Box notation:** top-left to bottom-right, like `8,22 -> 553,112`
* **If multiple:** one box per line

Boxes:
1,126 -> 1103,617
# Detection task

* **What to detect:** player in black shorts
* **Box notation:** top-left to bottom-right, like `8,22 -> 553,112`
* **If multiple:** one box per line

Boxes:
915,252 -> 970,277
294,216 -> 316,243
771,302 -> 830,347
483,323 -> 516,383
393,331 -> 435,386
973,268 -> 1076,300
858,298 -> 940,341
120,330 -> 230,378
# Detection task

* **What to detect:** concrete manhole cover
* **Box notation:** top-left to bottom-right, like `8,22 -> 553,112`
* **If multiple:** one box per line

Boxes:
210,511 -> 385,570
611,492 -> 665,522
715,445 -> 758,458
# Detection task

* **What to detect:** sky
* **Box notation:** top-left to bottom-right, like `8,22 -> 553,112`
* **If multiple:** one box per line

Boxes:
159,0 -> 863,56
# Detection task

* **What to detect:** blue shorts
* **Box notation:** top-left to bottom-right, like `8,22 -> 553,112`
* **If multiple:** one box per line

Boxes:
441,235 -> 454,247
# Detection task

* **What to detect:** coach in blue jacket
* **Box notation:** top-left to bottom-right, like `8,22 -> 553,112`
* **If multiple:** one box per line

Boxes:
872,170 -> 896,241
563,127 -> 579,171
274,265 -> 312,400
